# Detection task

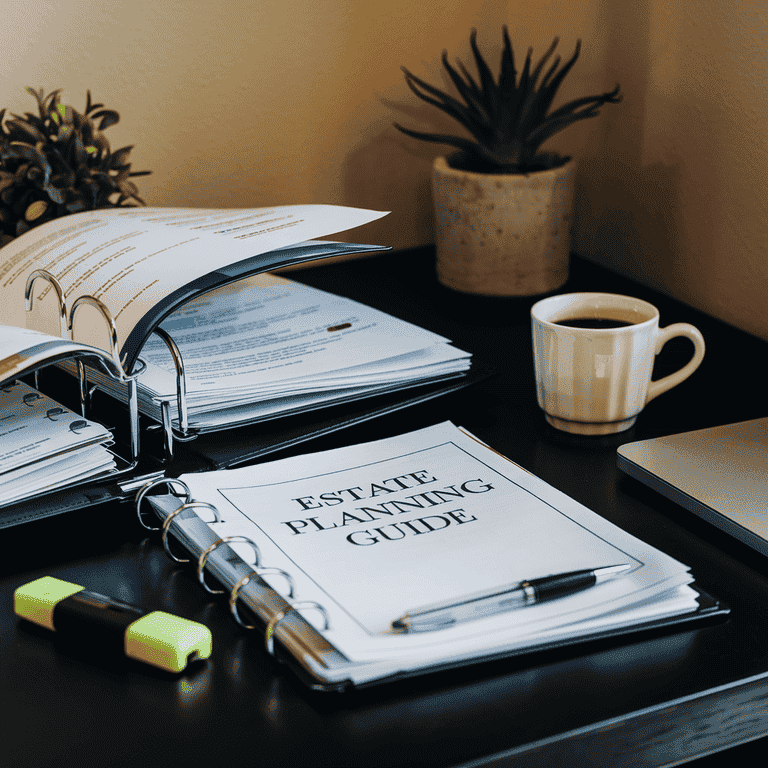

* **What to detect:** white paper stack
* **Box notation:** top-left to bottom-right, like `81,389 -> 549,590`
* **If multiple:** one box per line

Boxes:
0,381 -> 116,506
93,274 -> 471,431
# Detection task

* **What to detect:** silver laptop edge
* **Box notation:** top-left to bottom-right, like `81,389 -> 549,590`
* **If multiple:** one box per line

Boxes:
617,418 -> 768,556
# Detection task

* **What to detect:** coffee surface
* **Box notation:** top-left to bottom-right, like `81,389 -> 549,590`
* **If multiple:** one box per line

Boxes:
554,317 -> 634,329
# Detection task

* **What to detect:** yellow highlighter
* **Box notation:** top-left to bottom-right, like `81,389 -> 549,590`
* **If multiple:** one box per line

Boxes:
14,576 -> 212,673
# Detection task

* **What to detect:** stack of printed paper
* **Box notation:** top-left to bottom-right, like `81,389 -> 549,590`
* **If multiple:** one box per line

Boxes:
95,273 -> 472,431
0,380 -> 116,506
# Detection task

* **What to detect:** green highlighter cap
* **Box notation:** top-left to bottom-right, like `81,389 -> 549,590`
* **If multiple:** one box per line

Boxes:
14,576 -> 212,673
14,575 -> 84,631
125,611 -> 212,672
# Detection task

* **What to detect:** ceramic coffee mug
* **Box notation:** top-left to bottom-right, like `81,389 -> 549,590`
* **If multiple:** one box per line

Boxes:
531,293 -> 705,435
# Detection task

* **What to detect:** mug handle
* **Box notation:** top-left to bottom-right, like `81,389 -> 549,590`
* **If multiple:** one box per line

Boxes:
646,323 -> 706,403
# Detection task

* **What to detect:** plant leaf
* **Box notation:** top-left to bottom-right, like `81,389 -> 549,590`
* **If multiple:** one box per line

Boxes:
89,109 -> 120,131
109,146 -> 133,169
6,119 -> 46,145
526,105 -> 604,150
400,67 -> 493,143
542,84 -> 622,126
513,38 -> 559,139
441,52 -> 488,120
468,29 -> 499,118
497,27 -> 517,101
56,102 -> 74,125
393,123 -> 484,155
44,183 -> 67,204
91,132 -> 111,158
525,40 -> 582,132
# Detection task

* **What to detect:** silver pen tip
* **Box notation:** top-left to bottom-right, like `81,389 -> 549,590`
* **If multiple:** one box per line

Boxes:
596,563 -> 633,579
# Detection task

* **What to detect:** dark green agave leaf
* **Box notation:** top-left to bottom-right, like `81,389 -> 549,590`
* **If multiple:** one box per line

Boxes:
396,27 -> 622,174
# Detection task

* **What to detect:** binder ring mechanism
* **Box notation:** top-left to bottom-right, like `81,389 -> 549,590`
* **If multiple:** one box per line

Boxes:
131,481 -> 326,652
229,568 -> 296,630
25,270 -> 147,463
265,602 -> 330,657
148,327 -> 197,464
25,270 -> 147,381
197,536 -> 263,595
161,502 -> 221,563
134,477 -> 192,531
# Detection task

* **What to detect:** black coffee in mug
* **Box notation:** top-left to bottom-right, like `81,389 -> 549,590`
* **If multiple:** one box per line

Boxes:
554,317 -> 634,329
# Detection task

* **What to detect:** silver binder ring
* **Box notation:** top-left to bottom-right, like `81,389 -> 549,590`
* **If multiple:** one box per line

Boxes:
256,567 -> 295,600
69,294 -> 124,378
229,568 -> 296,630
265,601 -> 330,657
161,501 -> 221,563
197,536 -> 261,595
25,269 -> 68,339
229,572 -> 260,630
134,478 -> 192,531
151,327 -> 189,436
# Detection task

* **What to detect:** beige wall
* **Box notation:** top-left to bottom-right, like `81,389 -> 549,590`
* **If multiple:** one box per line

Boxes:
1,0 -> 512,247
2,1 -> 768,339
574,0 -> 768,341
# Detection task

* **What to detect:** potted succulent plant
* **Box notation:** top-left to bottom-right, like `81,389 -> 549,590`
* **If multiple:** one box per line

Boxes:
0,87 -> 149,247
396,28 -> 621,296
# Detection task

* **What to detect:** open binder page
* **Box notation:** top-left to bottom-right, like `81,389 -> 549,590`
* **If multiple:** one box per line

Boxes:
1,444 -> 116,507
0,380 -> 116,506
174,422 -> 700,668
0,380 -> 113,470
0,325 -> 117,381
0,324 -> 153,522
0,205 -> 388,367
85,273 -> 471,430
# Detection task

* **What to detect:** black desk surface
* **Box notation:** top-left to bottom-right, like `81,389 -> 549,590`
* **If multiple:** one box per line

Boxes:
1,249 -> 767,767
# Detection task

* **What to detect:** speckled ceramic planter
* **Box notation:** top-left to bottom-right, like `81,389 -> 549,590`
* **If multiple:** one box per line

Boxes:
431,155 -> 575,296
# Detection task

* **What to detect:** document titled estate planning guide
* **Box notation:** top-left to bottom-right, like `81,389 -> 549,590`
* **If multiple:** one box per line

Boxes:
155,422 -> 708,687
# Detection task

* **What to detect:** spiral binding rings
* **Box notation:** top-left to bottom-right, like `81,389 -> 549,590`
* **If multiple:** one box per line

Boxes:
161,501 -> 221,563
135,477 -> 192,531
197,536 -> 262,595
138,490 -> 331,660
229,568 -> 296,629
265,601 -> 330,657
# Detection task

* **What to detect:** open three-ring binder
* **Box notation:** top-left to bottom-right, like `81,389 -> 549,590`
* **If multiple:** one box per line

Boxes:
135,422 -> 728,692
0,324 -> 164,527
0,206 -> 487,526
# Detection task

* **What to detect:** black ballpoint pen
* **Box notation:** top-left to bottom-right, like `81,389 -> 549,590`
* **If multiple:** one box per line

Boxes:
392,564 -> 633,632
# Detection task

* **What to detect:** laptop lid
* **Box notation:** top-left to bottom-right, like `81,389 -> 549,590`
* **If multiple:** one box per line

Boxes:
617,418 -> 768,556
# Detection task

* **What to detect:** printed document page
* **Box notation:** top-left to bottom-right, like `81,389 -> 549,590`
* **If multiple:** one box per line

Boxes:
84,273 -> 471,428
177,422 -> 697,663
0,205 -> 387,351
137,274 -> 470,410
0,380 -> 116,505
0,324 -> 104,383
0,325 -> 65,360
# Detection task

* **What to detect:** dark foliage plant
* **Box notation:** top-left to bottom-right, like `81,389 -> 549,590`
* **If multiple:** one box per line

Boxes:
395,28 -> 622,174
0,87 -> 150,246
